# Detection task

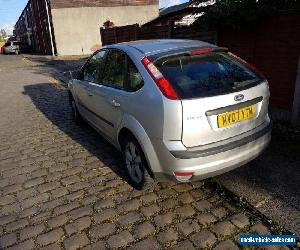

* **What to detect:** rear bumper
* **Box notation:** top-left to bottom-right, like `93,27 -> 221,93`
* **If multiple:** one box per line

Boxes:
170,122 -> 272,159
151,123 -> 272,182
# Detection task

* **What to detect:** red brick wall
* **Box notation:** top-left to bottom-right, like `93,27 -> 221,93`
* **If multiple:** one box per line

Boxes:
218,11 -> 300,111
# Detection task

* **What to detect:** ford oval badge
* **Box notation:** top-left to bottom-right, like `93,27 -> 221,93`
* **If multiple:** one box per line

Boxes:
234,94 -> 244,102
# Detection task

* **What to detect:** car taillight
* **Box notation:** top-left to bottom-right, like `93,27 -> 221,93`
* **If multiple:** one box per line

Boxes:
141,57 -> 179,100
174,172 -> 194,182
191,48 -> 213,55
228,52 -> 266,80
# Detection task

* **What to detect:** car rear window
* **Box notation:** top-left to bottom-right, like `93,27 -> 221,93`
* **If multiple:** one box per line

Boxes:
154,52 -> 263,99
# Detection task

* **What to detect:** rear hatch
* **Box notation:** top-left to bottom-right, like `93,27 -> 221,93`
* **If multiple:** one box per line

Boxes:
154,50 -> 270,147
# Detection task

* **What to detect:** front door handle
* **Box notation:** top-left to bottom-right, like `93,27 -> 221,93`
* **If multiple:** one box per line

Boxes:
110,99 -> 120,107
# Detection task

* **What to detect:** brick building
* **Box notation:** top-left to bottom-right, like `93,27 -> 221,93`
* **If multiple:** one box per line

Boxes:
14,0 -> 158,55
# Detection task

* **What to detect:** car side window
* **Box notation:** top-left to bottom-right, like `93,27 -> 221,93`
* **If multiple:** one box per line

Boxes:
83,50 -> 107,83
102,50 -> 126,89
125,57 -> 144,92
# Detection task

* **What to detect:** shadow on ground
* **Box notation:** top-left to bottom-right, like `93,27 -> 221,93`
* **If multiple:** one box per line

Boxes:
25,55 -> 87,84
229,124 -> 300,209
22,82 -> 132,186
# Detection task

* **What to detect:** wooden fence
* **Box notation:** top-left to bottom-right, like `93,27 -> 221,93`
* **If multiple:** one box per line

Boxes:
100,24 -> 217,46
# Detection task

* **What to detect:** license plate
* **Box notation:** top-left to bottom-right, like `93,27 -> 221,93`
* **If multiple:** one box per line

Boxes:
217,105 -> 256,128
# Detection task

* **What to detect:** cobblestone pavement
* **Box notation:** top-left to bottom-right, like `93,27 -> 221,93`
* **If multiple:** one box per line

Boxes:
0,55 -> 283,249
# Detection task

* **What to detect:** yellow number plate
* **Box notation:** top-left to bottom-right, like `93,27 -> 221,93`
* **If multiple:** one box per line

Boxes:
217,105 -> 256,128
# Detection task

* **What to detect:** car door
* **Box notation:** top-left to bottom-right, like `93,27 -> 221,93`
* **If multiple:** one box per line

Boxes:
72,50 -> 107,127
87,49 -> 144,145
85,50 -> 126,143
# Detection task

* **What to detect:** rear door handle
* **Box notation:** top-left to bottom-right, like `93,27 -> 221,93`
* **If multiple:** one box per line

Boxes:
85,87 -> 93,96
110,99 -> 120,107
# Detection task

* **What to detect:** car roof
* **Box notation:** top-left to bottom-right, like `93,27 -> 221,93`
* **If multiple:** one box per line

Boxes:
108,39 -> 217,56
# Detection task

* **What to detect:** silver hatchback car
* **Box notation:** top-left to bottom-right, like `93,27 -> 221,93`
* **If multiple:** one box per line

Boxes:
68,39 -> 271,189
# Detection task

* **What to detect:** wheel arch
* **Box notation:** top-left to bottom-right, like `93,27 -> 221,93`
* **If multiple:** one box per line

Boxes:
117,114 -> 160,178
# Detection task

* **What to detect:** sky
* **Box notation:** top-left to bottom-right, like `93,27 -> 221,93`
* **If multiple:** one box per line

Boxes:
0,0 -> 188,35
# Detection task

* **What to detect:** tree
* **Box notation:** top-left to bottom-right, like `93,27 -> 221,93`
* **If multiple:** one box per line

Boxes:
194,0 -> 300,30
0,29 -> 7,42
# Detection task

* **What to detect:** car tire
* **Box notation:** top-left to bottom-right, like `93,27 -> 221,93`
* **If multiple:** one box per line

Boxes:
122,135 -> 154,190
70,97 -> 83,125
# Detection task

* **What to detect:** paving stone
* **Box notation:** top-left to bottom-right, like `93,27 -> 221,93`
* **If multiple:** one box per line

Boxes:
82,241 -> 106,250
20,224 -> 46,241
118,199 -> 140,212
53,202 -> 80,215
47,214 -> 69,228
64,233 -> 89,250
31,211 -> 51,224
94,208 -> 118,223
107,231 -> 134,248
5,218 -> 29,232
140,204 -> 160,217
61,176 -> 81,186
230,213 -> 251,229
0,233 -> 17,248
175,205 -> 196,219
157,228 -> 178,245
211,221 -> 236,237
38,181 -> 61,193
215,240 -> 239,250
211,207 -> 228,219
134,222 -> 156,239
94,198 -> 115,210
36,228 -> 64,246
2,184 -> 23,195
140,193 -> 158,204
197,213 -> 217,226
251,223 -> 271,234
173,240 -> 196,250
6,239 -> 35,250
192,200 -> 212,212
157,188 -> 177,198
154,213 -> 174,228
129,238 -> 160,250
89,223 -> 116,239
51,187 -> 69,199
177,192 -> 195,204
118,212 -> 141,226
66,190 -> 85,201
0,215 -> 17,226
24,177 -> 45,188
65,216 -> 91,236
0,195 -> 16,206
68,206 -> 93,220
160,198 -> 179,209
190,229 -> 217,248
21,193 -> 49,209
40,243 -> 62,250
19,207 -> 40,218
172,183 -> 193,193
177,219 -> 200,236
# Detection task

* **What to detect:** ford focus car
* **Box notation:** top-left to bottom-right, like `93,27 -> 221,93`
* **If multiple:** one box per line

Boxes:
68,39 -> 271,189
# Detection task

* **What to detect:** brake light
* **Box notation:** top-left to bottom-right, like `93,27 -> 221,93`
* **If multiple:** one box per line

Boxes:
174,172 -> 194,182
141,57 -> 179,100
228,52 -> 266,79
191,48 -> 213,55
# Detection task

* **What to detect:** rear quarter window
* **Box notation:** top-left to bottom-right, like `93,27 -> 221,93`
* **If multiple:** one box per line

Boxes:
154,52 -> 262,99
